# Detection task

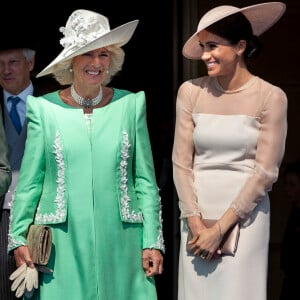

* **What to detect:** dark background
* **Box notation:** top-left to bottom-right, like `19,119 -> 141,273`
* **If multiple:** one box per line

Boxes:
2,1 -> 299,299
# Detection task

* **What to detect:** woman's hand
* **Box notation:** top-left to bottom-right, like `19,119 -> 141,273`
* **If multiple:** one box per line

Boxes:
10,246 -> 38,298
142,249 -> 164,277
13,246 -> 34,268
187,224 -> 222,260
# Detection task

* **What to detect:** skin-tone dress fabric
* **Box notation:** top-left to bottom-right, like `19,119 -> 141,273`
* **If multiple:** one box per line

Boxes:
173,75 -> 287,300
8,88 -> 164,300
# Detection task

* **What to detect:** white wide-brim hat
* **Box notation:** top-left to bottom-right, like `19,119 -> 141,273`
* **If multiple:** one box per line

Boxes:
37,9 -> 139,77
183,2 -> 286,60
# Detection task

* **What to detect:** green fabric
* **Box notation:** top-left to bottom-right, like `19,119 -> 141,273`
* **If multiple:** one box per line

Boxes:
9,89 -> 163,299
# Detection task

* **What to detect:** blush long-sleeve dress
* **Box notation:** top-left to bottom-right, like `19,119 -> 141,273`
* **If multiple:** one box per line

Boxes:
8,88 -> 165,300
172,76 -> 287,300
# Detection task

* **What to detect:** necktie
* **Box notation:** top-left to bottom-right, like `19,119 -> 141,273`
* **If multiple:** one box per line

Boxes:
8,96 -> 22,134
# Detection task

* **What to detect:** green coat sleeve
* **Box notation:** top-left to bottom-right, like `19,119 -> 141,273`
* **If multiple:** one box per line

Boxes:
8,96 -> 46,251
134,92 -> 165,252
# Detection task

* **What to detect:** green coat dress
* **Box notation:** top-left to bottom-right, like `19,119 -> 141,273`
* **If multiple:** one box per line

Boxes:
8,88 -> 164,300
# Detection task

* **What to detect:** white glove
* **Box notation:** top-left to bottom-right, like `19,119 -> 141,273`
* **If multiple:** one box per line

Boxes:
9,263 -> 27,295
15,278 -> 26,298
10,264 -> 38,298
25,266 -> 38,294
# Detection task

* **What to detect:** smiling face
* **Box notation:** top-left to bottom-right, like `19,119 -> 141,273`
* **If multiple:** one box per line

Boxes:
198,30 -> 245,78
0,49 -> 34,94
72,47 -> 111,88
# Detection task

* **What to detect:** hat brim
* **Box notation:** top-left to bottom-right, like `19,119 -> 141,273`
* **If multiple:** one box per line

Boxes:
183,2 -> 286,60
36,20 -> 139,78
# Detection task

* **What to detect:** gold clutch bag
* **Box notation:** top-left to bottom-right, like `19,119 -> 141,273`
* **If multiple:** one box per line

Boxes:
27,224 -> 52,265
186,219 -> 240,256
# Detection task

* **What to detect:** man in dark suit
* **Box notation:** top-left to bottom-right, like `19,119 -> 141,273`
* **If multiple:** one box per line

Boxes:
0,105 -> 11,195
0,42 -> 44,300
0,104 -> 11,241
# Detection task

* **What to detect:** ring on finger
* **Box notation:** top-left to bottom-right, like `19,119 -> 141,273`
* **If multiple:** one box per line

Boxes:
200,251 -> 209,259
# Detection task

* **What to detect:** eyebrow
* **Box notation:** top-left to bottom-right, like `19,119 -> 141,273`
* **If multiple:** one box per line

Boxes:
199,40 -> 218,46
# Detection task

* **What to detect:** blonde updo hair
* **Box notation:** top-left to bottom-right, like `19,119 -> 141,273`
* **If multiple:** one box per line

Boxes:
51,45 -> 125,86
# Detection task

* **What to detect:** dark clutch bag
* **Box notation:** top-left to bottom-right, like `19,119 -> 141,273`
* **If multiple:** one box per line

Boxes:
186,219 -> 240,256
27,224 -> 52,265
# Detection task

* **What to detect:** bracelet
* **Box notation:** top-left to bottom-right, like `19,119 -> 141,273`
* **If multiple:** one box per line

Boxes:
216,221 -> 223,240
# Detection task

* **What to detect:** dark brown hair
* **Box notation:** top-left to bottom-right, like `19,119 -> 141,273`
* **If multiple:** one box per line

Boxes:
206,12 -> 263,60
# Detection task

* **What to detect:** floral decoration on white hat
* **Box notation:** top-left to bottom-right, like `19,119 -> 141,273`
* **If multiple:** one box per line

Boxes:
37,9 -> 139,77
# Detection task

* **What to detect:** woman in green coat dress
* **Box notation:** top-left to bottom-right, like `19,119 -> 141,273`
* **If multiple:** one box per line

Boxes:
8,9 -> 164,300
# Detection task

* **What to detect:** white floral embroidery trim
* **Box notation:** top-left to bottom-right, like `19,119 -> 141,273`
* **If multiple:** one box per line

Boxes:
60,11 -> 110,57
8,132 -> 66,250
150,193 -> 165,253
119,131 -> 165,252
120,131 -> 143,222
8,193 -> 24,251
35,131 -> 66,223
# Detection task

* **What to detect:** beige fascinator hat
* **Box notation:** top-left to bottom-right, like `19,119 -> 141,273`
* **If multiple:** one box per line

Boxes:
37,9 -> 139,77
183,2 -> 286,60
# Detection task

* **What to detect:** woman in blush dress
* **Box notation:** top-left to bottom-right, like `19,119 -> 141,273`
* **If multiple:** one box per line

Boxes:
172,2 -> 287,300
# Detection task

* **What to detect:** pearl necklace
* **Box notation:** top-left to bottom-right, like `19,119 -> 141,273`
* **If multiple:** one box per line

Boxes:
70,85 -> 103,108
